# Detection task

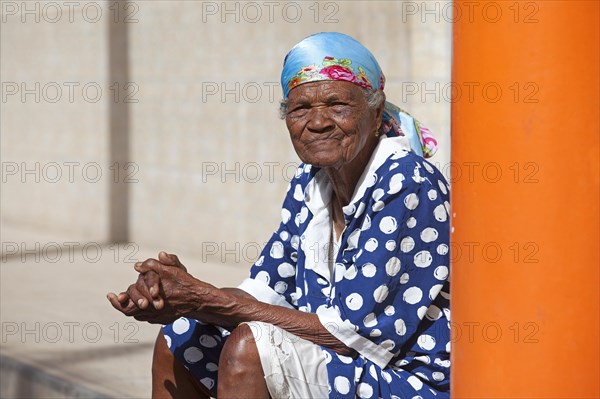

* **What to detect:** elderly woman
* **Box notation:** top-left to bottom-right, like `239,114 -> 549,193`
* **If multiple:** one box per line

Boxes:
108,32 -> 450,399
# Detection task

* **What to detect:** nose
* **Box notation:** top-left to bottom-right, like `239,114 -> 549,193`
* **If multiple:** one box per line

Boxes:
306,108 -> 335,133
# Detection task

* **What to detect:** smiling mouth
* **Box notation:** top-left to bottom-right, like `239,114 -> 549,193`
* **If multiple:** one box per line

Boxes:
305,135 -> 342,145
304,140 -> 341,150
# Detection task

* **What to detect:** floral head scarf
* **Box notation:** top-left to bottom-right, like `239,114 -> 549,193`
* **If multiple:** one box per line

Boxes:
281,32 -> 438,158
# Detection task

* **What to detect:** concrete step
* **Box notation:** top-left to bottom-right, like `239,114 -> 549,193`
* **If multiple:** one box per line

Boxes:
1,354 -> 115,399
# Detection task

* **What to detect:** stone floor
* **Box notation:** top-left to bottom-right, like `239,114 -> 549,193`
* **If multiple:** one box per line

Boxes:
0,224 -> 248,398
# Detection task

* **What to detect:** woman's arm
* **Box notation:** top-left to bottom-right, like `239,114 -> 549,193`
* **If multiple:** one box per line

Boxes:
109,259 -> 355,357
190,285 -> 355,356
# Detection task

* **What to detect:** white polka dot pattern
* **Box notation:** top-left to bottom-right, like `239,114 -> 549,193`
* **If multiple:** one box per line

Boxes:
239,155 -> 452,397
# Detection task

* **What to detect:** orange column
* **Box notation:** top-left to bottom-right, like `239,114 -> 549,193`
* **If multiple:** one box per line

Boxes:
451,1 -> 599,397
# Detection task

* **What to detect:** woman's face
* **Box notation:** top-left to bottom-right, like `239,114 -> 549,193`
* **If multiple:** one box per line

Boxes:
285,81 -> 382,170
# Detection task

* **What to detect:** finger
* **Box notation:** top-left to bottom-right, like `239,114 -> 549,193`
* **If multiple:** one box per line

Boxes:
141,272 -> 164,309
133,258 -> 154,270
117,292 -> 130,304
142,257 -> 161,268
134,273 -> 159,309
152,298 -> 165,310
121,299 -> 143,315
160,251 -> 187,272
127,284 -> 150,310
107,292 -> 119,303
143,271 -> 161,299
158,251 -> 176,266
109,291 -> 125,301
107,293 -> 137,315
109,292 -> 147,317
107,292 -> 125,311
134,259 -> 165,275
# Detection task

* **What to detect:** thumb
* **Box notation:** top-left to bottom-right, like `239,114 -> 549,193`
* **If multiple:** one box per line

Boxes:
135,260 -> 162,274
160,251 -> 186,271
158,251 -> 176,266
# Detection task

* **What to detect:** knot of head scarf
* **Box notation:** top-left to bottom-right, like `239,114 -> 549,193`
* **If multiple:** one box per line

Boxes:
281,32 -> 438,158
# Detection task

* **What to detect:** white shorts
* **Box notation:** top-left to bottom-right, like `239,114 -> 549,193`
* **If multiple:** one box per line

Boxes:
242,321 -> 330,399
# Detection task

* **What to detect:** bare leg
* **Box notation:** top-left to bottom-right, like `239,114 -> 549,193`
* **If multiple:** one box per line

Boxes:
151,331 -> 213,399
217,324 -> 270,399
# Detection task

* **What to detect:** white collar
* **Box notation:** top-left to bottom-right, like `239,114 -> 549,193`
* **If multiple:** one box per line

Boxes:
301,135 -> 412,281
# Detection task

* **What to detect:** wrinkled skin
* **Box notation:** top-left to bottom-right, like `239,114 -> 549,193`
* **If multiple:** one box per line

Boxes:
107,81 -> 385,399
286,81 -> 384,235
287,80 -> 381,171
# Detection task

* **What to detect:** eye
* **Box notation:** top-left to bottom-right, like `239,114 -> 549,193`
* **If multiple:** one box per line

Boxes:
287,104 -> 309,118
330,102 -> 351,113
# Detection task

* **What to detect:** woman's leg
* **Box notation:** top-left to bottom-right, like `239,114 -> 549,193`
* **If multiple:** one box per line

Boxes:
154,318 -> 227,398
217,324 -> 270,399
151,331 -> 213,399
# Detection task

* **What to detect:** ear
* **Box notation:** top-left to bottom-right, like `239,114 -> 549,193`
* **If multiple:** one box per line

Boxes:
374,91 -> 386,131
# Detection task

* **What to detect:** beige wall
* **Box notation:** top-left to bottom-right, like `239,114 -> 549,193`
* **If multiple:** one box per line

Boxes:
1,1 -> 110,243
1,0 -> 451,265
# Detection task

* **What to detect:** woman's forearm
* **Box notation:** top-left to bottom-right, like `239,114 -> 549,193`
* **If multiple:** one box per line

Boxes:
189,287 -> 355,356
220,287 -> 255,301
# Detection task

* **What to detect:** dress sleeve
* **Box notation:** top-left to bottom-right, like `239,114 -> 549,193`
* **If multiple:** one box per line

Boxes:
317,161 -> 451,369
237,164 -> 309,309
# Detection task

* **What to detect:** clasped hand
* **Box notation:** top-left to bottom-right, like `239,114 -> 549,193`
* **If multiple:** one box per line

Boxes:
107,251 -> 216,325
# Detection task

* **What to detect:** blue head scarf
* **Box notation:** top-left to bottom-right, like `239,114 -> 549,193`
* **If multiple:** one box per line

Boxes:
280,32 -> 438,158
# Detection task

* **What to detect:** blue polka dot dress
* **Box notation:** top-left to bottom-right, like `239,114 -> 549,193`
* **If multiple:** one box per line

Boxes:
164,135 -> 451,398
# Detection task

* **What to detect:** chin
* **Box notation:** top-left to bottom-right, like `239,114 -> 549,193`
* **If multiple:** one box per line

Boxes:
301,157 -> 343,169
298,149 -> 338,167
307,161 -> 336,168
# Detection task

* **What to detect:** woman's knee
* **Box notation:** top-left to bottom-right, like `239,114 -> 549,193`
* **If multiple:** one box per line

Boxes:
218,323 -> 262,378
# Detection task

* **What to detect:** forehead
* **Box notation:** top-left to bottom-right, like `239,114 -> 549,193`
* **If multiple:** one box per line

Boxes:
287,81 -> 364,101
